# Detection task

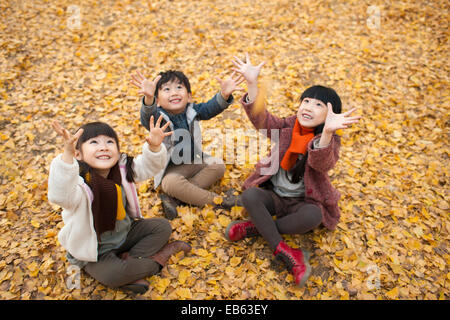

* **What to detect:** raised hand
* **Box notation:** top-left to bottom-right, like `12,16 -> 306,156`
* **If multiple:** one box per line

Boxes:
146,115 -> 173,152
215,71 -> 245,100
323,103 -> 361,134
130,70 -> 162,105
232,53 -> 265,85
52,121 -> 84,164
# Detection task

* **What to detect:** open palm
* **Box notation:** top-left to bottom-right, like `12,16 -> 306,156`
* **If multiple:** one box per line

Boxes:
232,53 -> 265,84
323,103 -> 361,133
146,115 -> 172,150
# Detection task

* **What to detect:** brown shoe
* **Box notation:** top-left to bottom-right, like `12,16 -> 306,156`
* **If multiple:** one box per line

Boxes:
120,279 -> 149,294
150,241 -> 192,267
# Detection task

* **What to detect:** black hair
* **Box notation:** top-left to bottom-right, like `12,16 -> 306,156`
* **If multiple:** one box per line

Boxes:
155,70 -> 191,96
75,122 -> 135,183
300,85 -> 342,135
289,85 -> 342,183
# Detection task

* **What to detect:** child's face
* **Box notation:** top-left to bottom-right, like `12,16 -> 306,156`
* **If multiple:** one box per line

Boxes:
75,135 -> 120,178
297,97 -> 328,128
156,79 -> 192,115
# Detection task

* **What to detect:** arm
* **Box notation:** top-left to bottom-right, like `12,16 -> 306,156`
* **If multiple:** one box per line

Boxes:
131,70 -> 167,131
193,92 -> 234,120
233,53 -> 292,138
132,143 -> 168,182
193,72 -> 244,120
48,121 -> 85,209
307,134 -> 341,173
48,154 -> 85,210
241,93 -> 293,135
140,97 -> 162,131
133,115 -> 172,182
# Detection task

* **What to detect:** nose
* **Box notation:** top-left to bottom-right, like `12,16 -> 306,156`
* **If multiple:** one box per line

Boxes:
303,101 -> 312,112
98,141 -> 109,151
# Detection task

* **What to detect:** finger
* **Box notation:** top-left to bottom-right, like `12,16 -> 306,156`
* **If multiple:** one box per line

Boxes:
130,79 -> 141,88
233,56 -> 244,66
71,128 -> 84,144
327,102 -> 334,113
149,115 -> 155,130
131,74 -> 141,83
161,120 -> 172,131
343,108 -> 357,116
155,114 -> 164,128
164,131 -> 173,137
342,119 -> 360,125
51,120 -> 62,132
234,87 -> 246,91
258,61 -> 266,68
153,75 -> 162,84
136,70 -> 145,81
235,77 -> 245,85
232,67 -> 244,74
346,116 -> 362,121
61,128 -> 72,141
215,77 -> 223,84
245,52 -> 251,64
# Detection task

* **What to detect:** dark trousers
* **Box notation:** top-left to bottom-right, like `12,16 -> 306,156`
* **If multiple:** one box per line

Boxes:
242,187 -> 323,251
84,218 -> 171,288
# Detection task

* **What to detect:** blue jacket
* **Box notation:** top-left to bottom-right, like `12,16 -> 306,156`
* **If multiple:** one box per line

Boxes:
140,92 -> 233,187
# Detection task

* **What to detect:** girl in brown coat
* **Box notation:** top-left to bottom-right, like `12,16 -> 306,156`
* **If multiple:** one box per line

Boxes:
225,54 -> 361,287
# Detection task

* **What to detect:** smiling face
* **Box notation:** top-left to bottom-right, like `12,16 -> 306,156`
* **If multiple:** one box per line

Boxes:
75,135 -> 120,178
156,79 -> 192,115
296,97 -> 328,128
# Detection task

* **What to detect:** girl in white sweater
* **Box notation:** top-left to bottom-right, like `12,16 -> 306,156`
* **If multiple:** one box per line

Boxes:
48,116 -> 191,294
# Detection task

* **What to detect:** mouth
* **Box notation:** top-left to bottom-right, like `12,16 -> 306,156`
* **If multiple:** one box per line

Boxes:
96,155 -> 111,160
170,98 -> 182,104
302,113 -> 313,120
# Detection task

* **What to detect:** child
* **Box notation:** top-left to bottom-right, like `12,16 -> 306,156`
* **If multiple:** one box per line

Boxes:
225,54 -> 361,287
48,116 -> 191,294
131,69 -> 244,219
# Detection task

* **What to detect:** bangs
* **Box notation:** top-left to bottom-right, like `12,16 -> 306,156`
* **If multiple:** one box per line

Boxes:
300,85 -> 342,114
76,122 -> 119,150
156,70 -> 191,94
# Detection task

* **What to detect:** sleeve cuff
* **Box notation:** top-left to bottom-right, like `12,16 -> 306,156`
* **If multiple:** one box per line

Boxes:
142,96 -> 156,107
215,92 -> 234,108
142,142 -> 167,157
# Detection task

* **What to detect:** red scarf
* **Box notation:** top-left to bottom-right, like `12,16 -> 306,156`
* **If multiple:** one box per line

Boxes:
280,120 -> 314,171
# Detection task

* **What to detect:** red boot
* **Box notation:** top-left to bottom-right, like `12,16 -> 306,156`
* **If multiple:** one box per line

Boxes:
273,241 -> 311,287
225,220 -> 259,242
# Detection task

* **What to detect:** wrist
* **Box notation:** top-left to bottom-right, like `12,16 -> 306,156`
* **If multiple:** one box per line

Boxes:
148,143 -> 161,153
144,94 -> 154,106
323,126 -> 334,135
220,91 -> 230,101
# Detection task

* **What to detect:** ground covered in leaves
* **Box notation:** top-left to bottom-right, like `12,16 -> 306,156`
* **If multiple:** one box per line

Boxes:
0,0 -> 448,300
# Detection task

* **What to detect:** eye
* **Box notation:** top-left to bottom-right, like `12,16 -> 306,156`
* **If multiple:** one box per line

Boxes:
304,98 -> 309,103
89,139 -> 98,144
107,139 -> 115,144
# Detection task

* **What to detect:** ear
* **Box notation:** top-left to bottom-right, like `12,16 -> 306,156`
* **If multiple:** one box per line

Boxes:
74,149 -> 82,161
187,93 -> 193,103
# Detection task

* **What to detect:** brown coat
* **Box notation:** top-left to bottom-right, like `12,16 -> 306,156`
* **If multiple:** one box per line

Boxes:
241,94 -> 342,230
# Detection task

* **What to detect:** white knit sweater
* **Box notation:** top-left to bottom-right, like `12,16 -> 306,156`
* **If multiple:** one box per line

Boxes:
48,143 -> 167,262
